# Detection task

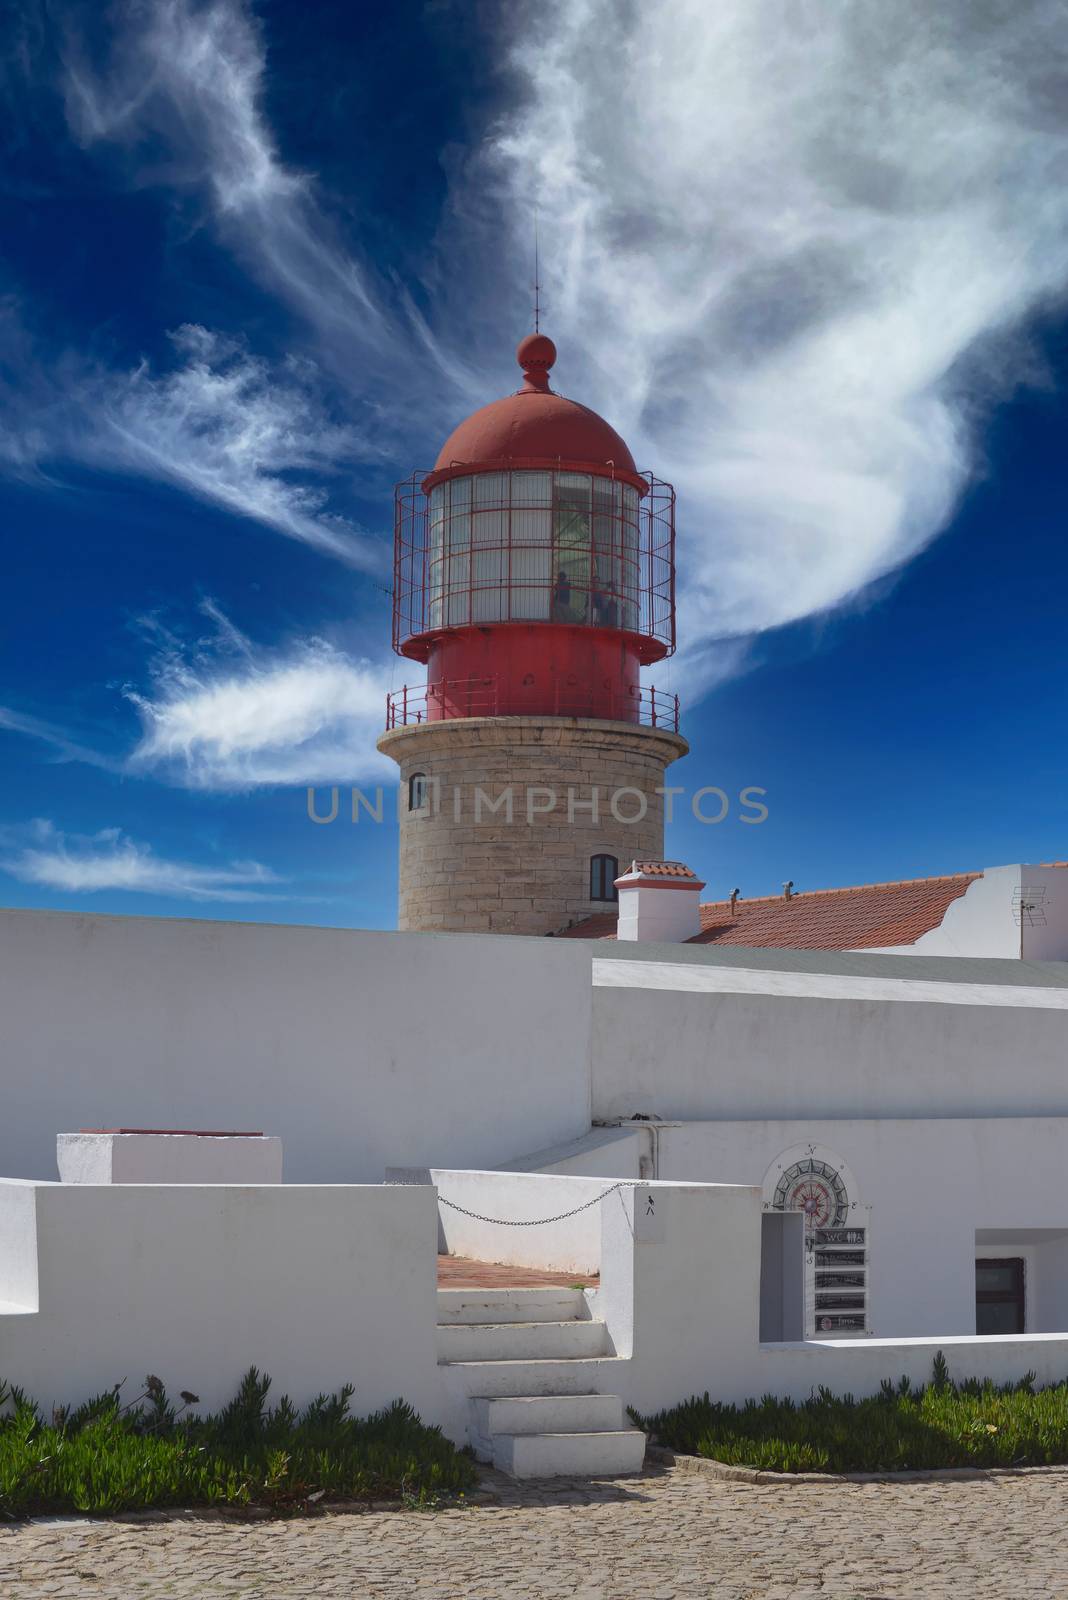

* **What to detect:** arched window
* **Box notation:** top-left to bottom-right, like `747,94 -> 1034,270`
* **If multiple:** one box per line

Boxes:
590,854 -> 619,903
408,772 -> 429,812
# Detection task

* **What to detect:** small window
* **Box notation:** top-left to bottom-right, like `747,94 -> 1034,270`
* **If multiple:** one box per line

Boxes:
409,772 -> 429,812
590,854 -> 619,903
976,1257 -> 1025,1334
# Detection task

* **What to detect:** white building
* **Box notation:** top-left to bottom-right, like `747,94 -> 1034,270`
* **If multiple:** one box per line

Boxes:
1,330 -> 1065,1477
2,900 -> 1068,1477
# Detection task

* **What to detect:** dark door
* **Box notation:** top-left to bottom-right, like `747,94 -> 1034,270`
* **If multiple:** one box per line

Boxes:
975,1257 -> 1025,1334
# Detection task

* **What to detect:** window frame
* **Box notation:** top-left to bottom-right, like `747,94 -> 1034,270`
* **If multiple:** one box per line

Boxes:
408,772 -> 429,813
590,853 -> 620,904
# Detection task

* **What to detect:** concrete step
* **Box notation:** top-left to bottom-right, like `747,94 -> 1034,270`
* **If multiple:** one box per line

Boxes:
437,1287 -> 588,1325
472,1393 -> 625,1440
437,1318 -> 609,1363
439,1356 -> 625,1398
491,1428 -> 647,1479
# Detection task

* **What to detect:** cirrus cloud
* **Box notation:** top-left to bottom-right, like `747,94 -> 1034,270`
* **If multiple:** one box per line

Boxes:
126,604 -> 395,790
100,324 -> 378,567
487,0 -> 1068,681
1,819 -> 285,901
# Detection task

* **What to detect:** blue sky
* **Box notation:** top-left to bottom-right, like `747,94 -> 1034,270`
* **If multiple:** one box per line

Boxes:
1,0 -> 1067,929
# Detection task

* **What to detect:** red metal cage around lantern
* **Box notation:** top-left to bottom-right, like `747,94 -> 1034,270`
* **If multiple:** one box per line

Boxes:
392,465 -> 676,664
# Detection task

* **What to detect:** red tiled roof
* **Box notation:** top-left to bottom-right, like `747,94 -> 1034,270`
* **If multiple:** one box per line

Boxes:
558,872 -> 983,949
622,860 -> 699,878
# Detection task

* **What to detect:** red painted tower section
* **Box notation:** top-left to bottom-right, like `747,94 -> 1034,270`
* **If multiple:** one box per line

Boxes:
389,334 -> 678,729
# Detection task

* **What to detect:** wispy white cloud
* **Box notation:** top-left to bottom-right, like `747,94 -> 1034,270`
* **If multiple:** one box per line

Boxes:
1,0 -> 468,562
1,601 -> 394,792
489,0 -> 1068,674
61,0 -> 478,422
0,704 -> 117,770
0,313 -> 385,566
126,601 -> 394,790
0,819 -> 285,901
98,325 -> 378,566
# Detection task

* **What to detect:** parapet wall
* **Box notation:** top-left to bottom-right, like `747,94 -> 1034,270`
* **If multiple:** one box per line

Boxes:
0,909 -> 593,1183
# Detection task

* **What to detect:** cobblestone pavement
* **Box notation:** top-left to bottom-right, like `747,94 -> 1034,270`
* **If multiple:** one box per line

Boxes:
2,1462 -> 1066,1600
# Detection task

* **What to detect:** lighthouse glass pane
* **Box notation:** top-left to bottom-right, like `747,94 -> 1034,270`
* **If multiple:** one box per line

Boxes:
448,474 -> 472,509
620,484 -> 641,632
441,477 -> 472,627
511,544 -> 551,618
511,474 -> 552,619
474,471 -> 507,507
473,508 -> 505,546
427,484 -> 446,629
511,506 -> 551,544
445,565 -> 469,626
471,545 -> 505,622
553,473 -> 592,624
591,478 -> 620,629
446,478 -> 471,548
511,471 -> 552,507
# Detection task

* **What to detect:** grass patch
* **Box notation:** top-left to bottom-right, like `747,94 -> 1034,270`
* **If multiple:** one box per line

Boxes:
0,1368 -> 476,1518
632,1352 -> 1068,1473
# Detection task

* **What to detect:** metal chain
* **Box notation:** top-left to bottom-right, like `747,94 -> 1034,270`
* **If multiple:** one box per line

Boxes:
435,1180 -> 639,1228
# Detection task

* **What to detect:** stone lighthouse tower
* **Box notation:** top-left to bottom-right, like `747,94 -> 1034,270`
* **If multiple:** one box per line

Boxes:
377,331 -> 687,935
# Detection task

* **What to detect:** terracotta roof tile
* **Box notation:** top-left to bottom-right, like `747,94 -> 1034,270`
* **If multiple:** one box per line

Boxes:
623,860 -> 699,878
558,871 -> 983,948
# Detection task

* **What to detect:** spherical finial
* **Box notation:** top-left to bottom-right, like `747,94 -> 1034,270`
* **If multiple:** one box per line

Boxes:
517,332 -> 556,392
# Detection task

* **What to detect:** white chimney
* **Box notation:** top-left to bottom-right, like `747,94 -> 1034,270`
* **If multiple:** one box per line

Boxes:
615,860 -> 706,943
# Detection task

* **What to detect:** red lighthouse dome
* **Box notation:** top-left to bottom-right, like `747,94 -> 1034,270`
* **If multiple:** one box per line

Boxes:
428,336 -> 639,485
389,332 -> 677,728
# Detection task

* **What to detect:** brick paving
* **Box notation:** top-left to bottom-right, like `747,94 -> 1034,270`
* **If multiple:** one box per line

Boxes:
437,1254 -> 597,1288
2,1460 -> 1066,1599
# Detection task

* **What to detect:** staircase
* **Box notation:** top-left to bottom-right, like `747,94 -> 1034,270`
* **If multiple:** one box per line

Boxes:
437,1285 -> 646,1479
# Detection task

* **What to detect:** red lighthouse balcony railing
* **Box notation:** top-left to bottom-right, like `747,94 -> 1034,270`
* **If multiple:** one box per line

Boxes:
385,677 -> 680,733
392,467 -> 676,664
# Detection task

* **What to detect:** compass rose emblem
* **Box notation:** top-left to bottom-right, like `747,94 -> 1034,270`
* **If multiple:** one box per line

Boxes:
771,1158 -> 849,1232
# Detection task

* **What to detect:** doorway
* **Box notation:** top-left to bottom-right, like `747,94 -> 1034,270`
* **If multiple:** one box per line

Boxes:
975,1257 -> 1025,1334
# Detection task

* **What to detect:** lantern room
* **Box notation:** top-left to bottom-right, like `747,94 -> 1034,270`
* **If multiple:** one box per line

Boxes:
389,333 -> 678,728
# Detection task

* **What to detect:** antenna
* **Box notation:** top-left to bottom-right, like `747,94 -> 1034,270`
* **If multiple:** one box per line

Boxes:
533,206 -> 541,333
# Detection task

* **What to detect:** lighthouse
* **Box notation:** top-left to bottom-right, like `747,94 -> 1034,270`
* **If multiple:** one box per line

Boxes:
377,331 -> 688,935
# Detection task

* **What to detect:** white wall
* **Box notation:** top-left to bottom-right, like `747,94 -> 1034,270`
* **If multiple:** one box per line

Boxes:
591,957 -> 1068,1123
56,1132 -> 283,1184
0,1179 -> 441,1416
621,1118 -> 1068,1337
0,909 -> 593,1183
594,1181 -> 1068,1414
499,1126 -> 642,1179
1021,865 -> 1068,962
1036,1236 -> 1068,1330
599,1181 -> 765,1401
400,1126 -> 645,1275
3,1170 -> 1066,1434
617,880 -> 703,943
402,1168 -> 620,1275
